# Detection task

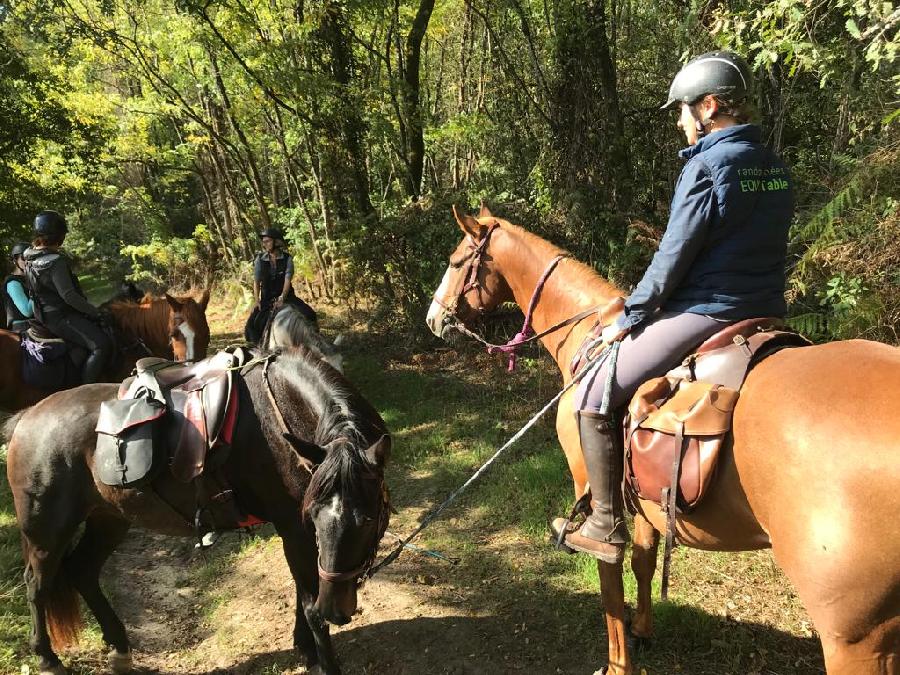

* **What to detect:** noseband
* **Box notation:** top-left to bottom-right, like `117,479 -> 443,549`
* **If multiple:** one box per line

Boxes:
316,480 -> 392,586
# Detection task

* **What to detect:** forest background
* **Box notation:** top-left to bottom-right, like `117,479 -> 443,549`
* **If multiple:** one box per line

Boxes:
1,0 -> 898,343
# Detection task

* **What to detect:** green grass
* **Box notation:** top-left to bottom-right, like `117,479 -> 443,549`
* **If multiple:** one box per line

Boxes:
0,447 -> 30,673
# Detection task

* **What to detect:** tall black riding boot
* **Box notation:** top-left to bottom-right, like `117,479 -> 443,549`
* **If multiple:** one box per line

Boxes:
551,410 -> 629,563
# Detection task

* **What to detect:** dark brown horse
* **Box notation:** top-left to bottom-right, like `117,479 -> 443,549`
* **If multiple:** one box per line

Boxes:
0,291 -> 210,411
427,207 -> 900,674
5,348 -> 391,675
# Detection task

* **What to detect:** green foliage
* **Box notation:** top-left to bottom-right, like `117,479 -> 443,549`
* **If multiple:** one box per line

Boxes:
121,224 -> 214,289
0,0 -> 896,338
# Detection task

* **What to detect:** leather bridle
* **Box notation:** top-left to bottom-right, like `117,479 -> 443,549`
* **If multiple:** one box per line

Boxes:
316,478 -> 392,586
432,223 -> 501,318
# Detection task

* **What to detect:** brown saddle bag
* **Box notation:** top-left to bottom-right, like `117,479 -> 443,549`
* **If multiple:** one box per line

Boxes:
625,377 -> 739,513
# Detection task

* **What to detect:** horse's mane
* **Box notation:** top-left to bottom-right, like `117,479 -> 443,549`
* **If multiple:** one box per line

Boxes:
496,219 -> 623,298
271,350 -> 385,512
270,305 -> 338,357
106,295 -> 171,339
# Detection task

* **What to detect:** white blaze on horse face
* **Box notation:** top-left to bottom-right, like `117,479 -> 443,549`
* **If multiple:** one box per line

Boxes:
426,266 -> 453,336
179,322 -> 197,361
325,493 -> 343,522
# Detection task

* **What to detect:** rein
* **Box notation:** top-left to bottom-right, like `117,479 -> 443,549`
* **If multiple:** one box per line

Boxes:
434,225 -> 599,370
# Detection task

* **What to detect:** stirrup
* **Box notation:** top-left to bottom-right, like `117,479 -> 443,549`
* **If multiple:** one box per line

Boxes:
551,491 -> 592,552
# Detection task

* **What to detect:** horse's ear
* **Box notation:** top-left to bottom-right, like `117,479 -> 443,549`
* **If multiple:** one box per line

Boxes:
452,204 -> 488,240
364,434 -> 391,468
197,288 -> 210,311
165,293 -> 182,311
478,201 -> 493,218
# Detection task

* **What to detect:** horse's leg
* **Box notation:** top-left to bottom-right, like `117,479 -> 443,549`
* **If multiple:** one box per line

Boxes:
598,560 -> 633,675
629,514 -> 659,641
555,396 -> 587,498
820,624 -> 900,675
63,513 -> 133,673
557,394 -> 633,673
22,534 -> 78,675
276,521 -> 339,675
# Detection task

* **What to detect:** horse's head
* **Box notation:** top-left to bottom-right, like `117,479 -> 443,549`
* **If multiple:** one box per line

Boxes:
303,435 -> 392,625
165,290 -> 211,362
426,204 -> 513,339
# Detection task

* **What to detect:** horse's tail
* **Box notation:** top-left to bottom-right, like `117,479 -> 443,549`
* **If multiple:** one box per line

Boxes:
20,535 -> 83,650
1,410 -> 25,446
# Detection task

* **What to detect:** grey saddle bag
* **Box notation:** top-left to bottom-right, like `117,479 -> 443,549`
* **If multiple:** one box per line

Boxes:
95,388 -> 167,488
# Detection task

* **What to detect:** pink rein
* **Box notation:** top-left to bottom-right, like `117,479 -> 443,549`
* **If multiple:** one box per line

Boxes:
487,254 -> 566,371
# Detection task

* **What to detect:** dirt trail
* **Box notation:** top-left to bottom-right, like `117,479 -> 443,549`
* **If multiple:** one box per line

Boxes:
87,526 -> 593,675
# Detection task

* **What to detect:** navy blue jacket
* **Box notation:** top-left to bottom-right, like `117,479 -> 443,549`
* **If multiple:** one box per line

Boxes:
618,124 -> 793,331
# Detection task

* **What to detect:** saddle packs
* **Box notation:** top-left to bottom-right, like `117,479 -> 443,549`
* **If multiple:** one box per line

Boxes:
95,350 -> 242,489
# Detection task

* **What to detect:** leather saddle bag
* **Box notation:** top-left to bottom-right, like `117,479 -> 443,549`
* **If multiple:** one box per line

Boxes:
625,377 -> 738,513
95,390 -> 167,488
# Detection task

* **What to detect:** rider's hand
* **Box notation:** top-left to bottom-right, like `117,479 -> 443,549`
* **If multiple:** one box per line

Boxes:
274,296 -> 285,308
601,322 -> 629,344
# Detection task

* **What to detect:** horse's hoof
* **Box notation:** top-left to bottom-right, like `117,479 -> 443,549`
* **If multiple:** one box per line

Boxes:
108,648 -> 133,674
39,665 -> 67,675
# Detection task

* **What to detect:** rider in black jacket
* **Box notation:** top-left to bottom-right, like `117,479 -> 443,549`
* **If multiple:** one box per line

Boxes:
23,210 -> 112,383
244,227 -> 318,344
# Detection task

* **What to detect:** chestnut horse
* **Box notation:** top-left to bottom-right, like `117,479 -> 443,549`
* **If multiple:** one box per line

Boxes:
5,348 -> 391,675
0,291 -> 210,411
426,207 -> 900,674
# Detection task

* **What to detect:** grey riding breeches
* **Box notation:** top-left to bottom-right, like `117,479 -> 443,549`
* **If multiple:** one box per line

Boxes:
576,311 -> 728,414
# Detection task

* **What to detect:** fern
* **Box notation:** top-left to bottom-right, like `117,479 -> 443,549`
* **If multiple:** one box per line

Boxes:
786,312 -> 827,341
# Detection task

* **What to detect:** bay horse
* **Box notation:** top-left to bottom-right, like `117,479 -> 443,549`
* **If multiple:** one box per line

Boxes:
0,291 -> 210,411
4,348 -> 391,675
426,206 -> 900,674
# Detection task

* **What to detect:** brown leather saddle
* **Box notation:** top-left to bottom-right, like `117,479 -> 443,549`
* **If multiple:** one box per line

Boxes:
96,349 -> 246,490
117,349 -> 244,483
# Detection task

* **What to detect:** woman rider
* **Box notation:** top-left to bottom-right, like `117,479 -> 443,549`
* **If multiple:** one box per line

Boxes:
551,52 -> 794,563
3,242 -> 34,333
244,227 -> 318,344
23,210 -> 112,384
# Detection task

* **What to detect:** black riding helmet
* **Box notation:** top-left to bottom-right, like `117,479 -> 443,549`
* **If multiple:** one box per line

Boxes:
259,227 -> 285,241
9,242 -> 29,261
662,51 -> 753,110
33,210 -> 68,237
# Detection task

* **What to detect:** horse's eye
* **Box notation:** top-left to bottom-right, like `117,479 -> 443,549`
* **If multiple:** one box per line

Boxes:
354,513 -> 375,527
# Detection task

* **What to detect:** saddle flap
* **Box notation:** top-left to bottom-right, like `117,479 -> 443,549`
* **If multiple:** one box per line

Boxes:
170,389 -> 208,483
95,396 -> 166,436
